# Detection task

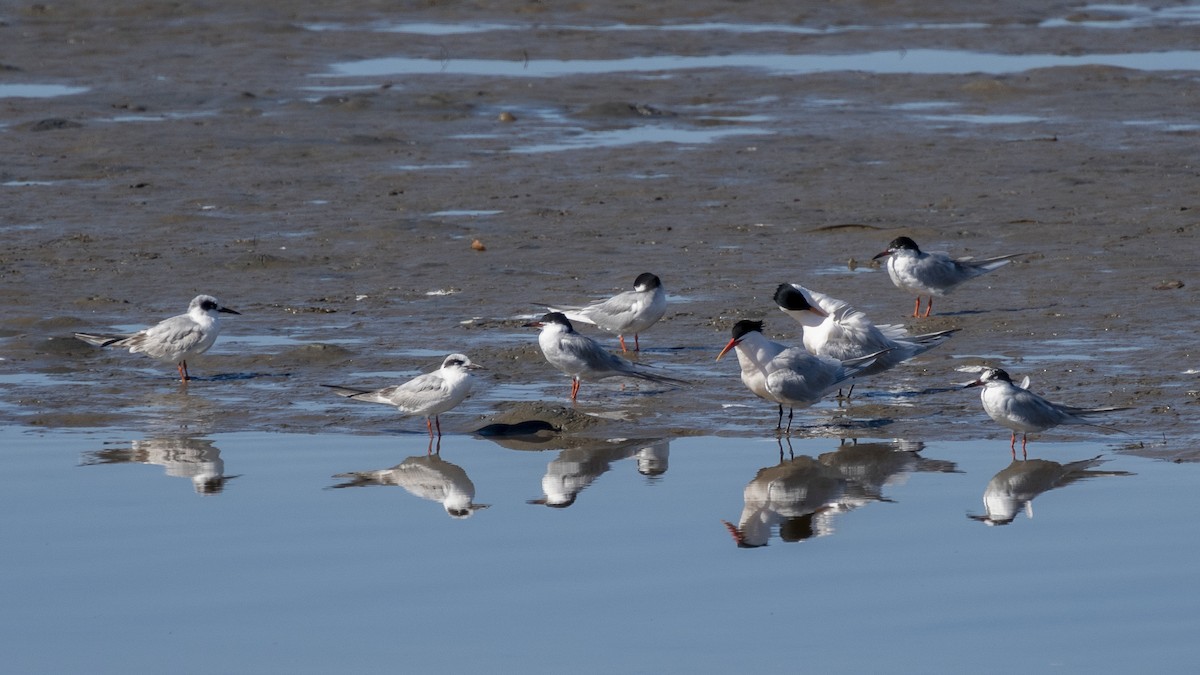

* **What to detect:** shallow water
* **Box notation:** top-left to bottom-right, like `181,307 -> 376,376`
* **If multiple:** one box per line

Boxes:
0,84 -> 90,98
325,49 -> 1200,79
3,426 -> 1193,673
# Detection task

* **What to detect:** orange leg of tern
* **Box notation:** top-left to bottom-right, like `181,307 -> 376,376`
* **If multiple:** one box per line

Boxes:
618,335 -> 629,352
425,417 -> 435,438
912,297 -> 921,318
634,334 -> 640,352
570,378 -> 580,401
177,361 -> 190,382
923,297 -> 933,318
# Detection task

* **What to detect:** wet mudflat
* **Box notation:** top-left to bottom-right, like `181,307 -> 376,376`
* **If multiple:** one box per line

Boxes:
2,0 -> 1199,671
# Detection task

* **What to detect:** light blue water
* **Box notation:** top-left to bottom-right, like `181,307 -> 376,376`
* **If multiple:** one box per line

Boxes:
2,427 -> 1194,673
304,5 -> 1200,35
0,84 -> 89,98
326,49 -> 1200,79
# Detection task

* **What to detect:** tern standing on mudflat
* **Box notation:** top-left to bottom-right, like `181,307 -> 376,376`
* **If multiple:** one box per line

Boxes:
716,320 -> 883,432
323,353 -> 482,438
965,367 -> 1130,456
872,236 -> 1024,317
544,272 -> 667,352
529,312 -> 685,401
774,283 -> 957,384
74,294 -> 240,382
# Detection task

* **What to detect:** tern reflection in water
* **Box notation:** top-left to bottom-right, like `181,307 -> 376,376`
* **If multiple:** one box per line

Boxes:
968,455 -> 1132,526
722,448 -> 846,548
725,438 -> 958,547
523,438 -> 670,508
81,436 -> 237,495
818,439 -> 959,509
331,441 -> 489,518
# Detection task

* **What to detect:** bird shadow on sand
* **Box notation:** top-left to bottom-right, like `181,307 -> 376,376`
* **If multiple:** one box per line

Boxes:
200,372 -> 287,382
932,302 -> 1056,318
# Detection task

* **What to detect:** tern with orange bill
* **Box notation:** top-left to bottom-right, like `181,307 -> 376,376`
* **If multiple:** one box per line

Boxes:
716,319 -> 885,432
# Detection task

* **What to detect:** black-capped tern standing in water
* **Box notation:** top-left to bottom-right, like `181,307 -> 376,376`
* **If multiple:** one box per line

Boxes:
544,272 -> 666,352
527,312 -> 686,401
715,320 -> 885,432
872,236 -> 1025,317
965,367 -> 1130,457
323,353 -> 482,438
74,294 -> 240,382
773,283 -> 957,394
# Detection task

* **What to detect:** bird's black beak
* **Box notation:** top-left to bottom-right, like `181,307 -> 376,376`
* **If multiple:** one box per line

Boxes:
219,307 -> 241,315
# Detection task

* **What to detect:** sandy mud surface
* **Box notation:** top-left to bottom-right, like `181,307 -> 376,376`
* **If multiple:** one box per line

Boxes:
1,1 -> 1197,459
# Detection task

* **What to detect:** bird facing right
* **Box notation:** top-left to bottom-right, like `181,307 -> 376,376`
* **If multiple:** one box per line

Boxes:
544,272 -> 667,352
872,236 -> 1024,317
74,294 -> 240,382
323,353 -> 482,438
965,367 -> 1130,456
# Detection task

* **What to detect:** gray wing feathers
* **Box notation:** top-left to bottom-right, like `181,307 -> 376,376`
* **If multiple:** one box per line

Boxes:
131,319 -> 206,358
386,374 -> 454,413
560,333 -> 687,386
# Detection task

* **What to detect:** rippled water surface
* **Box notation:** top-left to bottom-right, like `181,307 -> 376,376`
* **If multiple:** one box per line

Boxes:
3,427 -> 1194,673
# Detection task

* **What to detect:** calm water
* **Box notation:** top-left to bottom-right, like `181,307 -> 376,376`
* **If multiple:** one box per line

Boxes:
2,426 -> 1194,673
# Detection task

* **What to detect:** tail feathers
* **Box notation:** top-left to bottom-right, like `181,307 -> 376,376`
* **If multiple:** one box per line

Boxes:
321,384 -> 394,405
907,327 -> 960,345
841,348 -> 892,374
1065,405 -> 1133,416
75,332 -> 131,348
330,470 -> 386,488
968,252 -> 1026,271
898,328 -> 960,358
555,309 -> 596,326
1062,406 -> 1132,434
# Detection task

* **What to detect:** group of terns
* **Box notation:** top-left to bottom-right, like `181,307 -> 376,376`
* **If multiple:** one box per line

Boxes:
72,237 -> 1130,451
